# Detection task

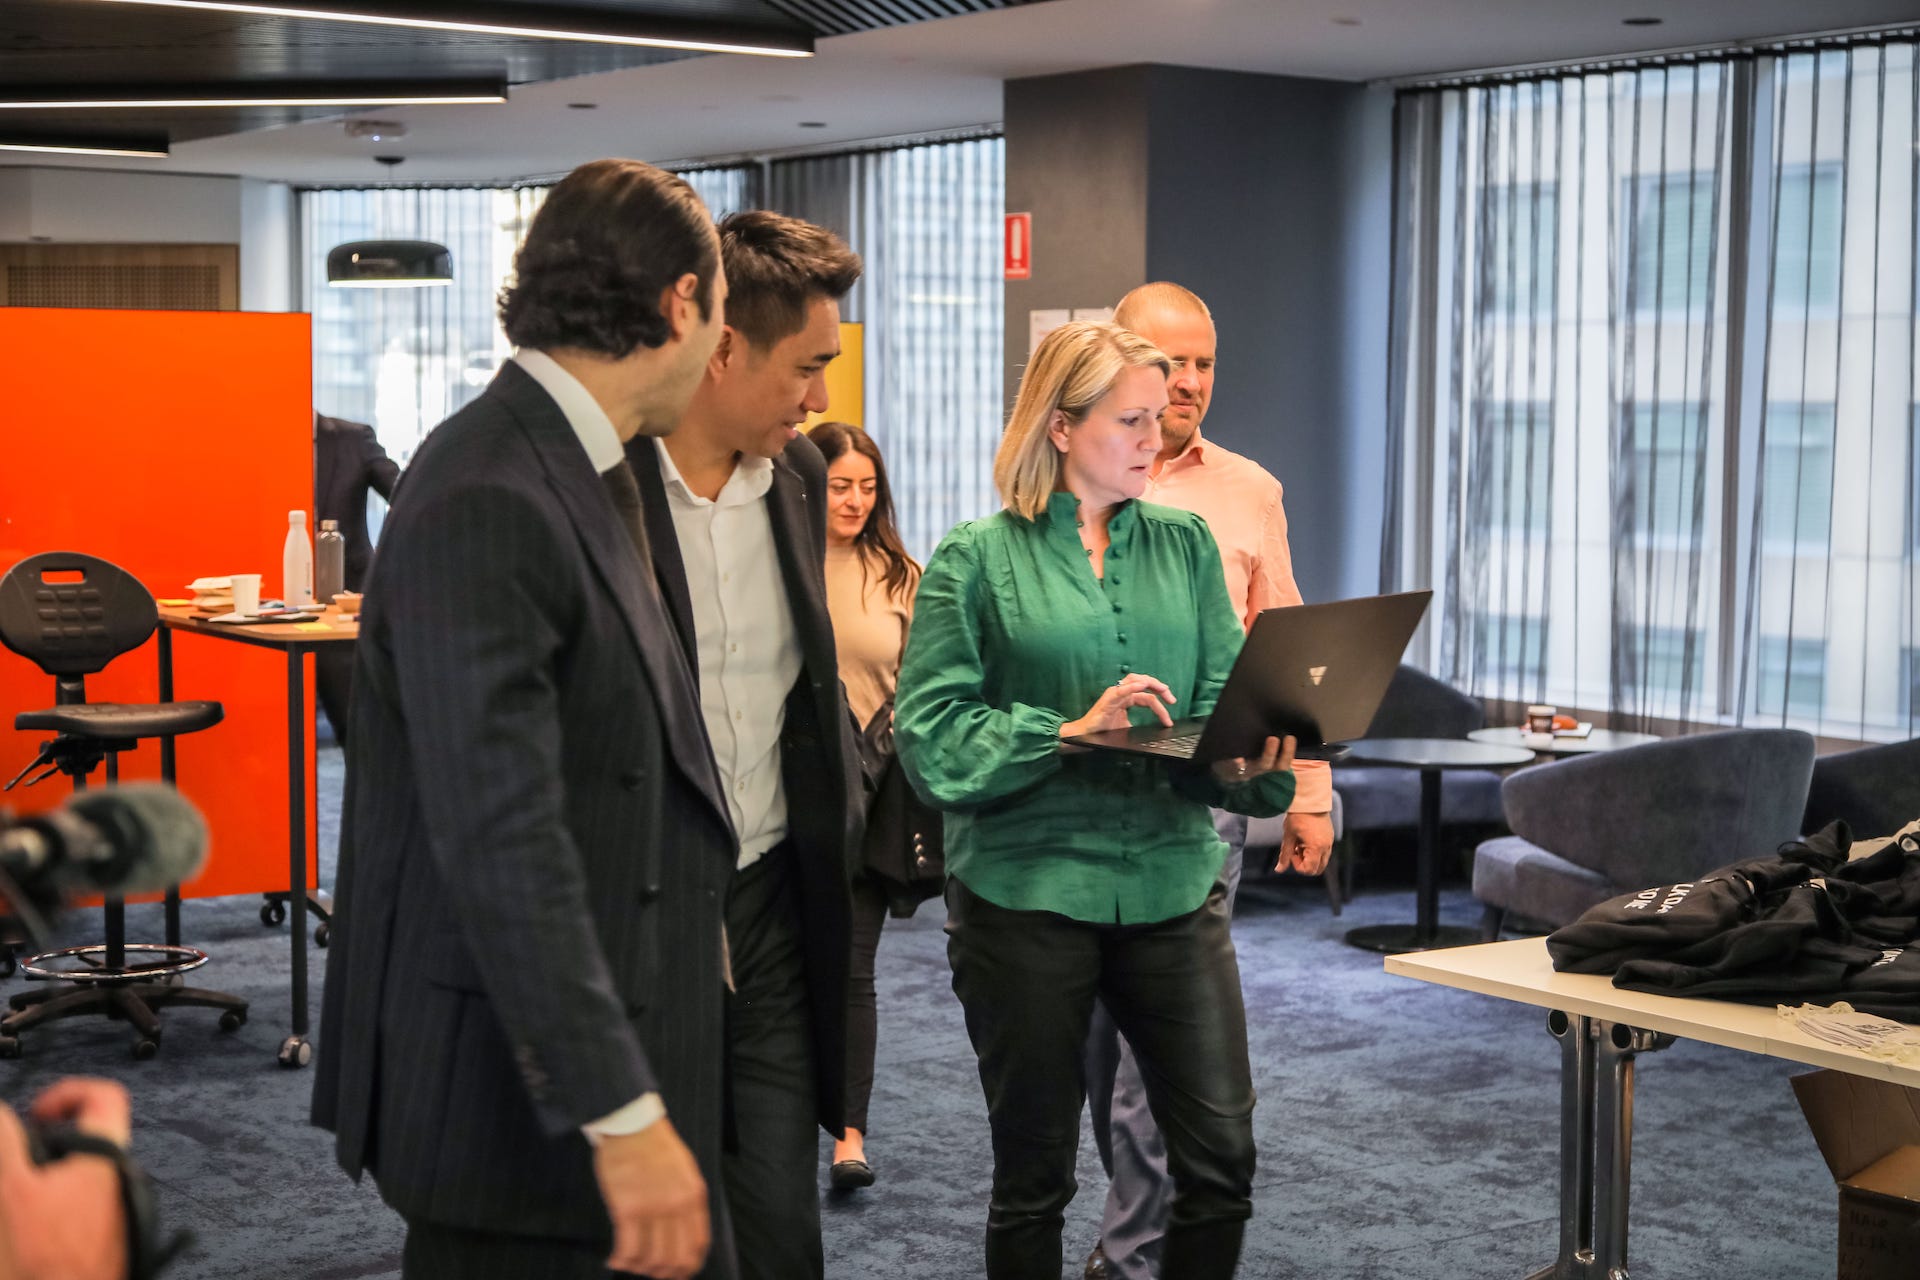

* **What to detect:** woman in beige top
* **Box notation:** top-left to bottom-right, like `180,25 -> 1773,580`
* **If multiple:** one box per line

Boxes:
812,420 -> 923,1193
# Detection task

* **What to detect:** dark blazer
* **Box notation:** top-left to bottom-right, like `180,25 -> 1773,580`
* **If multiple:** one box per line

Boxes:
311,363 -> 741,1272
628,432 -> 859,1135
314,413 -> 401,591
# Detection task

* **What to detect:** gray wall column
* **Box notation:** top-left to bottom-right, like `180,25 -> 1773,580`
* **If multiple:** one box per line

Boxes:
1002,64 -> 1393,604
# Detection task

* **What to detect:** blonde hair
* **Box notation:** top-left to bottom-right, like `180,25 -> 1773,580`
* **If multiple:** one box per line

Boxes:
994,321 -> 1170,521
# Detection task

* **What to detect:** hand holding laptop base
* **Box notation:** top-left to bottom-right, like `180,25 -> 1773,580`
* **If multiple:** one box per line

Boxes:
1210,734 -> 1295,787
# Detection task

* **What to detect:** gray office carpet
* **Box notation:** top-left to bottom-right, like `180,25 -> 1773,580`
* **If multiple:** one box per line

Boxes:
3,746 -> 1835,1279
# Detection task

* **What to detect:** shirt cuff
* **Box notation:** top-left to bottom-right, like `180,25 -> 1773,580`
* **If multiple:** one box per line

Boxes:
1287,758 -> 1334,814
582,1092 -> 665,1145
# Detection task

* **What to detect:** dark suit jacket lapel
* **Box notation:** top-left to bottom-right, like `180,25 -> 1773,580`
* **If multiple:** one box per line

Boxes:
625,439 -> 700,675
489,365 -> 733,840
766,454 -> 837,686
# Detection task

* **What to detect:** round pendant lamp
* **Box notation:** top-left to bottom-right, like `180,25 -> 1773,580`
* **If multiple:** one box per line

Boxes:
327,239 -> 453,288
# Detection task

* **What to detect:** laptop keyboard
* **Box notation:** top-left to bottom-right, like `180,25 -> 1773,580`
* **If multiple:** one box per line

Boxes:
1137,732 -> 1204,758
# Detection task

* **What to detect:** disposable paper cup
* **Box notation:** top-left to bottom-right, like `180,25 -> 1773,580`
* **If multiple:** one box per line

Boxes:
231,574 -> 261,617
1526,704 -> 1556,734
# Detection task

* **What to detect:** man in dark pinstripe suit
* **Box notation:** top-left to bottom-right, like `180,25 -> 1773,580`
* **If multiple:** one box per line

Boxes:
313,159 -> 740,1280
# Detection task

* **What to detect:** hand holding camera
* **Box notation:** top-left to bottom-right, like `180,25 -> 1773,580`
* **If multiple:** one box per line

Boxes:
0,1079 -> 131,1280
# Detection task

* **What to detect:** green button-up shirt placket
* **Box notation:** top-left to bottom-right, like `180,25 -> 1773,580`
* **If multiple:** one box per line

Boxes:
895,491 -> 1296,926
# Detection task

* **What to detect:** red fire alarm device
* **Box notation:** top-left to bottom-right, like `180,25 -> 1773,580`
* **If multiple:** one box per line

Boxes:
1005,212 -> 1032,280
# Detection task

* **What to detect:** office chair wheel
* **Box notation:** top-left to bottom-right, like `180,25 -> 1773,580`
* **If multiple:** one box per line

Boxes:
314,922 -> 330,948
277,1035 -> 311,1069
218,1009 -> 246,1032
131,1036 -> 158,1061
261,900 -> 286,927
0,1035 -> 19,1059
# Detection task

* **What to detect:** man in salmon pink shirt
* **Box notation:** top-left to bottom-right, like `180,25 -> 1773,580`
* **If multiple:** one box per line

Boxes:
1081,281 -> 1334,1280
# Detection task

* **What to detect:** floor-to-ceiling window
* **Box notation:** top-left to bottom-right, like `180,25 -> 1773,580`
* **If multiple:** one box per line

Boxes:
300,142 -> 1003,560
1388,38 -> 1919,740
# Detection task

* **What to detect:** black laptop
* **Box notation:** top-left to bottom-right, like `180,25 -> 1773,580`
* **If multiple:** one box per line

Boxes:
1064,590 -> 1433,765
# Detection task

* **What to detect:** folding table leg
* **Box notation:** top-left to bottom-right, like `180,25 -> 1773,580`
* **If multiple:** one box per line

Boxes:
1525,1011 -> 1671,1280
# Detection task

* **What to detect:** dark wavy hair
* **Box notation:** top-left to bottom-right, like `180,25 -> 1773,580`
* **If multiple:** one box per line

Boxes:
718,211 -> 863,350
810,421 -> 918,603
500,159 -> 718,357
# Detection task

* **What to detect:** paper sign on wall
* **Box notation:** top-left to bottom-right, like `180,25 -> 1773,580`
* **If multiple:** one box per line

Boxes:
1028,308 -> 1070,355
1072,306 -> 1115,324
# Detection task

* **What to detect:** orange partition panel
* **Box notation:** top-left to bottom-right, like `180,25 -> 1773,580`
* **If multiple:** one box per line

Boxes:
0,307 -> 315,900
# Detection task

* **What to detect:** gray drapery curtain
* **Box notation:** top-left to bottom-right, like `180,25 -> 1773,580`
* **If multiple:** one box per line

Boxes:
678,165 -> 761,220
1386,38 -> 1918,741
762,138 -> 1006,560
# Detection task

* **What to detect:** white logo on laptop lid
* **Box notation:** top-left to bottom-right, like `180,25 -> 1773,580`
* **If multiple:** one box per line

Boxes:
1309,665 -> 1327,686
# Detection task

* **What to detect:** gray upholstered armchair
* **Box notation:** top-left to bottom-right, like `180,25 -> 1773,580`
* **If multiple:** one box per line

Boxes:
1801,738 -> 1920,839
1325,665 -> 1504,900
1333,665 -> 1503,832
1472,728 -> 1816,939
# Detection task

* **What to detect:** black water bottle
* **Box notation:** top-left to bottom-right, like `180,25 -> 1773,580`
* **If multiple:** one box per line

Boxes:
315,519 -> 345,606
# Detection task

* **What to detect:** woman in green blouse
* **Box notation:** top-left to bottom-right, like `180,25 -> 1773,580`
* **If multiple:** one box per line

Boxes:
895,321 -> 1296,1280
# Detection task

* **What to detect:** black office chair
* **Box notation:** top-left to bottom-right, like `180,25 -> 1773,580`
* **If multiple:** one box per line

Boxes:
0,551 -> 248,1059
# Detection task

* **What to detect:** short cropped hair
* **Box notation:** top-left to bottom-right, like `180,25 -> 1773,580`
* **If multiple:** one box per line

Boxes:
994,322 -> 1169,521
1113,281 -> 1213,332
718,211 -> 863,350
500,158 -> 718,357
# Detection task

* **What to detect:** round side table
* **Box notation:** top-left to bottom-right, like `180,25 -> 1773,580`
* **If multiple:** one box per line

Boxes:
1467,726 -> 1662,756
1339,737 -> 1536,954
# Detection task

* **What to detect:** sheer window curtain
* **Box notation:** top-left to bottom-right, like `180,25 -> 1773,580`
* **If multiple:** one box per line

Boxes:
299,148 -> 1001,564
301,185 -> 548,461
1738,44 -> 1919,739
300,164 -> 759,461
1387,39 -> 1919,741
765,138 -> 1006,560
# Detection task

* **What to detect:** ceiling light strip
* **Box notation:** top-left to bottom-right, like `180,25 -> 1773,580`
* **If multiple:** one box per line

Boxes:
83,0 -> 813,58
0,135 -> 170,157
0,96 -> 505,108
0,81 -> 509,109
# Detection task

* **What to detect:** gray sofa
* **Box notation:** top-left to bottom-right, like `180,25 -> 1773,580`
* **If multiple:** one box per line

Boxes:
1801,737 -> 1920,839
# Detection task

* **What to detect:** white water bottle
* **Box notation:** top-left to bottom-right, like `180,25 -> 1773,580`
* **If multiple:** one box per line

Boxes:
283,509 -> 313,607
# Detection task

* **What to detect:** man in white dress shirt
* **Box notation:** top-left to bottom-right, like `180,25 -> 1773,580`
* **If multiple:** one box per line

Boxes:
627,210 -> 864,1280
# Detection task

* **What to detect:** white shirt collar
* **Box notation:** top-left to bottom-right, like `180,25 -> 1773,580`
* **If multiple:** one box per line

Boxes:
511,349 -> 625,474
653,437 -> 775,509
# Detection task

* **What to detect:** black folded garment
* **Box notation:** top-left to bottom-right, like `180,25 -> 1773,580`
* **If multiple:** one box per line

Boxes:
1835,943 -> 1920,1020
1547,874 -> 1767,973
1545,823 -> 1860,975
1610,882 -> 1878,1001
1547,819 -> 1920,1023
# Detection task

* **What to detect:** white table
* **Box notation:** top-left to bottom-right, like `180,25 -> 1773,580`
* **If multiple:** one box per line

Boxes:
1387,938 -> 1920,1279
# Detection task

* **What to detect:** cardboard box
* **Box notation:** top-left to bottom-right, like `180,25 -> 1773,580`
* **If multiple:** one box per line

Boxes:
1792,1070 -> 1920,1280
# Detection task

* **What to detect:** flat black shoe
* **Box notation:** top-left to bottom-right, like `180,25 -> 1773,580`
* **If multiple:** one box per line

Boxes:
830,1158 -> 875,1190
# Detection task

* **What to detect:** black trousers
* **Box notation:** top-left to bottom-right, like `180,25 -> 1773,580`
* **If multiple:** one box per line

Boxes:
316,644 -> 354,750
401,1219 -> 613,1279
723,844 -> 823,1280
945,877 -> 1255,1280
843,869 -> 889,1135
